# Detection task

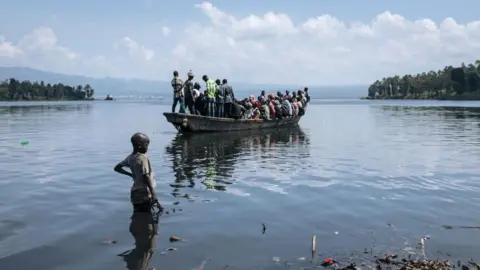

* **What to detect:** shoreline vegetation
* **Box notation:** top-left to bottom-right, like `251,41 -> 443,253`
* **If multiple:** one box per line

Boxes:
0,78 -> 95,101
363,60 -> 480,100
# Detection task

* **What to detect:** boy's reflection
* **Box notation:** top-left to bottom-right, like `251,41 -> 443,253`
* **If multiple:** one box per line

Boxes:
119,208 -> 162,270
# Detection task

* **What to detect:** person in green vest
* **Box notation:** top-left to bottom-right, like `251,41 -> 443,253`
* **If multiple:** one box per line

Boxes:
202,75 -> 217,117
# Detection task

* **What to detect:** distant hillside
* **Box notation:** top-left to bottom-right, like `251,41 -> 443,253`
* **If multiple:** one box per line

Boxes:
0,67 -> 166,97
0,66 -> 365,99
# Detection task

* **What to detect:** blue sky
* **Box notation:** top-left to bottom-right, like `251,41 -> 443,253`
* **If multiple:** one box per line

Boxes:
0,0 -> 479,84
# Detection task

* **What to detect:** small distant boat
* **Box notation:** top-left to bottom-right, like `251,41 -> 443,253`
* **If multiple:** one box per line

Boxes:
105,94 -> 114,100
163,112 -> 302,133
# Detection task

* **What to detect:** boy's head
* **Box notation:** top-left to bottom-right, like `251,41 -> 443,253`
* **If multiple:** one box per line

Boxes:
131,132 -> 150,153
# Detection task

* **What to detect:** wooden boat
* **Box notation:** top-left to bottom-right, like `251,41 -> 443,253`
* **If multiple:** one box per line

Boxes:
163,112 -> 302,133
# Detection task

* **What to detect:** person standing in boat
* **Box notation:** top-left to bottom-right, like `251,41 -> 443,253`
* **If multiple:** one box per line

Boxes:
215,79 -> 225,117
221,79 -> 234,118
192,82 -> 202,115
203,75 -> 217,117
183,70 -> 195,114
171,70 -> 185,113
304,87 -> 310,103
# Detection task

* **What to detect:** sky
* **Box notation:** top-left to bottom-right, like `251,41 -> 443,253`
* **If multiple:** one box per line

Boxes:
0,0 -> 479,85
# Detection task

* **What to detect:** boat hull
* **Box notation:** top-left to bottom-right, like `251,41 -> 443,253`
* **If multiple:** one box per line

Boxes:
163,113 -> 302,133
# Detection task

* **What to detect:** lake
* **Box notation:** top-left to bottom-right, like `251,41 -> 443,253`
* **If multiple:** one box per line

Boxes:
0,98 -> 479,270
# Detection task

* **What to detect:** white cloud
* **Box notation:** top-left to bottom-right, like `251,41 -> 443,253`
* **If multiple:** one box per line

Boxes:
0,36 -> 23,58
162,26 -> 171,37
115,36 -> 155,61
1,2 -> 480,84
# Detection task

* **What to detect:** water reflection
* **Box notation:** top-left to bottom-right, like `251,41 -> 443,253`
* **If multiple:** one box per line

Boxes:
118,209 -> 161,270
0,103 -> 92,116
380,106 -> 480,119
378,106 -> 480,133
164,127 -> 310,197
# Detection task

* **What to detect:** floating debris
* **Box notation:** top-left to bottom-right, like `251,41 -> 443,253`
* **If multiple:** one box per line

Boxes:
374,254 -> 451,270
334,231 -> 339,235
338,263 -> 356,270
193,258 -> 211,270
262,223 -> 267,234
442,225 -> 480,230
272,256 -> 280,262
419,236 -> 430,247
311,234 -> 316,260
101,239 -> 117,244
20,140 -> 29,146
169,235 -> 182,242
468,261 -> 480,269
321,257 -> 337,267
297,257 -> 306,261
160,246 -> 178,255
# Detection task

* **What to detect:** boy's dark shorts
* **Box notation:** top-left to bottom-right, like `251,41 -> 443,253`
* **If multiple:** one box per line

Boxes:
130,189 -> 151,212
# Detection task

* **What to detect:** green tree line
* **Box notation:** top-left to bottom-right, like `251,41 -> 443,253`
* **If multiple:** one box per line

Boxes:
0,78 -> 94,101
366,60 -> 480,100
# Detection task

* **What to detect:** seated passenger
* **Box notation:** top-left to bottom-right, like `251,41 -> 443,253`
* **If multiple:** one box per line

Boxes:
282,98 -> 293,117
251,107 -> 261,120
243,100 -> 254,119
259,98 -> 270,120
281,98 -> 292,117
231,100 -> 246,120
273,97 -> 282,118
267,94 -> 276,117
291,98 -> 299,116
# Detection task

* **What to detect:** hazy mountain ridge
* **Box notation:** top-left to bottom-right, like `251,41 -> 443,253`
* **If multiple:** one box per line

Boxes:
0,66 -> 366,99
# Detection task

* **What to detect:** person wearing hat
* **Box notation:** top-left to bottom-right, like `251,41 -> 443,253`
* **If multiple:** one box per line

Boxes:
171,70 -> 185,113
184,70 -> 195,114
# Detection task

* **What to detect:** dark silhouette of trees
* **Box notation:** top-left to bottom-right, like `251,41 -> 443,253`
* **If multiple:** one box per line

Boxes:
0,78 -> 95,101
366,60 -> 480,100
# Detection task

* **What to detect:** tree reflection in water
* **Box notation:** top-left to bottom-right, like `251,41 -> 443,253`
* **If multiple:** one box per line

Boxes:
164,126 -> 310,197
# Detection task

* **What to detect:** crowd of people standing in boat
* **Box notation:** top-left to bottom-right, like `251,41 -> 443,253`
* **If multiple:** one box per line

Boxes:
171,70 -> 311,120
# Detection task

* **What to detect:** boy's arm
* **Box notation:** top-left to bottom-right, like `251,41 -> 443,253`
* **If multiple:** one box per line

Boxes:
114,158 -> 133,178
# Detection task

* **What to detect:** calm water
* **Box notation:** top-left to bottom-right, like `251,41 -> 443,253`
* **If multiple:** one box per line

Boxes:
1,99 -> 480,270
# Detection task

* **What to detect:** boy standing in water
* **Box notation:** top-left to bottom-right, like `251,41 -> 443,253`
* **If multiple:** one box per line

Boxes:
114,133 -> 160,212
